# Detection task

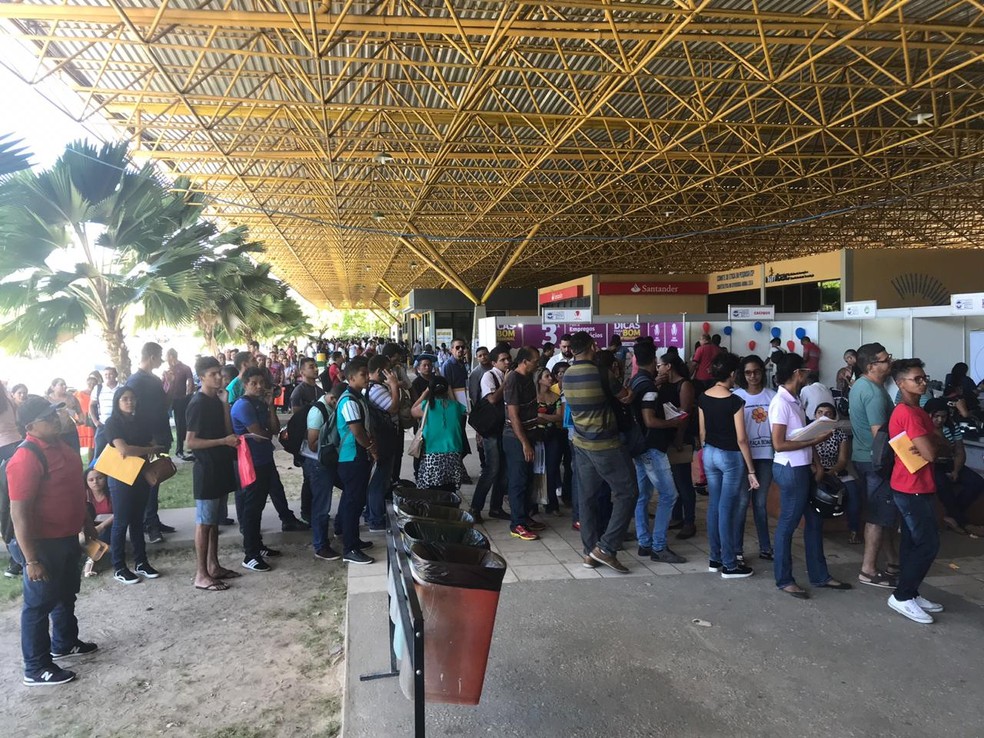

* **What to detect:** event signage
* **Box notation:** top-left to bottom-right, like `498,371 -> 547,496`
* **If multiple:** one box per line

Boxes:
597,281 -> 708,296
538,285 -> 583,305
729,305 -> 775,320
494,321 -> 685,349
764,251 -> 841,287
844,300 -> 878,319
709,267 -> 761,294
543,308 -> 592,323
950,292 -> 984,315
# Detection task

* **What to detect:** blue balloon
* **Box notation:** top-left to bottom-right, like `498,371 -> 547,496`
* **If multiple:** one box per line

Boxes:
753,321 -> 763,332
723,326 -> 733,335
795,327 -> 806,339
771,327 -> 781,338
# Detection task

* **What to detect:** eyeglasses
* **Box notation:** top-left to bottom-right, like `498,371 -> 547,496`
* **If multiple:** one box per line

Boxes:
870,354 -> 894,365
906,375 -> 929,384
452,346 -> 466,352
744,369 -> 762,376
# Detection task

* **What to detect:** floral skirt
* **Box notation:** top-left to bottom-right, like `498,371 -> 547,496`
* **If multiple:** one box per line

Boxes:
415,452 -> 462,490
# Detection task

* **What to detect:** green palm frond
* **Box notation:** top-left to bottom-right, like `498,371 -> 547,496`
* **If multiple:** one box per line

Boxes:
0,295 -> 88,355
0,134 -> 32,178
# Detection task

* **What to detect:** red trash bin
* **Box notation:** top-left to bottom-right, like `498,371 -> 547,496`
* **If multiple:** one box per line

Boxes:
409,542 -> 507,705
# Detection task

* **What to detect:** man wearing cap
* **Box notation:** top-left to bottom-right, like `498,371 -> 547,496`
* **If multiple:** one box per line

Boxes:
8,396 -> 99,686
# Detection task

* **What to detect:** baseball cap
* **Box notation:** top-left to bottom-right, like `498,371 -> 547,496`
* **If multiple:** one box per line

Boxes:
17,395 -> 64,427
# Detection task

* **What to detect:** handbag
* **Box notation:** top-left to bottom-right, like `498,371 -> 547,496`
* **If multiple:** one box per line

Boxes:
237,438 -> 257,487
407,402 -> 429,459
142,455 -> 176,487
667,443 -> 694,466
692,447 -> 707,486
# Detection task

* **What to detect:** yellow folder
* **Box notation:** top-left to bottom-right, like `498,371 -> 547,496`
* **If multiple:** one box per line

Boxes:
94,444 -> 146,485
888,431 -> 929,475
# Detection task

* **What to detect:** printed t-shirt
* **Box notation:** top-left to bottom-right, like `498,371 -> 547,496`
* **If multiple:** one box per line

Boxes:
631,370 -> 670,452
889,403 -> 936,494
733,387 -> 776,460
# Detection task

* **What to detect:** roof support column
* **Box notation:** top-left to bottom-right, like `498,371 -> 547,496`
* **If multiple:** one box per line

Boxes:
480,224 -> 541,305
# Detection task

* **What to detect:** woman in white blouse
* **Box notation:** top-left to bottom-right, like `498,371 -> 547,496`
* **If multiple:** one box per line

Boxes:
769,353 -> 852,599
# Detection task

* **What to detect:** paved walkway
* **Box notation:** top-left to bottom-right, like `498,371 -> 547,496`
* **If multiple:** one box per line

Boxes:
343,451 -> 984,737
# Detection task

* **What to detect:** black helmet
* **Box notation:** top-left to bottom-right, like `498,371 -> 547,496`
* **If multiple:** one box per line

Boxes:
810,473 -> 846,518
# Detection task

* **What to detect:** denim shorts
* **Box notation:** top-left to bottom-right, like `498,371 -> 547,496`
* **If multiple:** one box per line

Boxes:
857,462 -> 898,528
195,498 -> 223,525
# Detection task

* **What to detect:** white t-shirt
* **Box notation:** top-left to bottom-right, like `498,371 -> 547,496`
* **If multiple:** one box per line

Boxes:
480,367 -> 505,400
546,352 -> 573,373
733,387 -> 776,460
768,386 -> 812,467
96,382 -> 117,424
800,381 -> 835,420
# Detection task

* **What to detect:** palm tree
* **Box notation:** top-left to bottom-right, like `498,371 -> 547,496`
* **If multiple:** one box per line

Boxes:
0,140 -> 225,376
0,134 -> 31,177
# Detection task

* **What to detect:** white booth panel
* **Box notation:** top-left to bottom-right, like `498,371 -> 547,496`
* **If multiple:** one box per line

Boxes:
912,318 -> 966,384
817,320 -> 862,385
860,318 -> 906,363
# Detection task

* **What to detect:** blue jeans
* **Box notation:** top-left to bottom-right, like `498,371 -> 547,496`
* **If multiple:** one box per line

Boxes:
574,444 -> 639,556
365,451 -> 393,528
892,492 -> 940,601
10,537 -> 82,675
843,477 -> 862,533
142,483 -> 161,529
633,448 -> 679,550
502,435 -> 533,528
703,445 -> 745,569
735,457 -> 773,555
543,433 -> 564,511
109,475 -> 150,571
303,457 -> 336,551
570,439 -> 580,524
772,463 -> 832,588
337,458 -> 372,552
471,434 -> 505,514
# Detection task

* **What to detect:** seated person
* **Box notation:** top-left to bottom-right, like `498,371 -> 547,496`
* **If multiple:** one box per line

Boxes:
812,403 -> 863,544
83,468 -> 114,576
926,398 -> 984,536
943,362 -> 980,414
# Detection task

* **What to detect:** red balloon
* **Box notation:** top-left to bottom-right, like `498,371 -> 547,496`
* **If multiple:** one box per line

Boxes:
748,340 -> 756,350
787,340 -> 796,351
702,322 -> 711,333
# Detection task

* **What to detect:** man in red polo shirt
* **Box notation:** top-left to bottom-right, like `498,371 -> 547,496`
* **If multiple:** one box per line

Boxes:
8,395 -> 98,686
688,334 -> 719,392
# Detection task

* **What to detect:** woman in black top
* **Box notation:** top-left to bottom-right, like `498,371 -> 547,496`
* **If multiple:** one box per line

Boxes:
661,353 -> 698,539
103,386 -> 164,585
697,352 -> 758,579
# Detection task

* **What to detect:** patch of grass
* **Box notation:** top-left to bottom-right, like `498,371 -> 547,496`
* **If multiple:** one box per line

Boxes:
158,462 -> 195,509
203,726 -> 268,738
0,573 -> 22,604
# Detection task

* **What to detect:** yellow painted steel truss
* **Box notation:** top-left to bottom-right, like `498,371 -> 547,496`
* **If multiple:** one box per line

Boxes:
1,0 -> 982,307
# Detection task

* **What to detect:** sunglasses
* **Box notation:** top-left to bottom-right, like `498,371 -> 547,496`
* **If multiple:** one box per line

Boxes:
906,375 -> 929,384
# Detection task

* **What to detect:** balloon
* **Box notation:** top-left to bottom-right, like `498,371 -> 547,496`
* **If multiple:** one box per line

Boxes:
702,322 -> 711,333
787,340 -> 796,351
723,326 -> 733,335
748,340 -> 757,350
795,327 -> 806,339
771,327 -> 781,338
753,321 -> 763,332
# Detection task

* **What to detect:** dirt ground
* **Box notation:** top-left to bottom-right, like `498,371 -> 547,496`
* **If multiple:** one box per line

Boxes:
0,456 -> 347,738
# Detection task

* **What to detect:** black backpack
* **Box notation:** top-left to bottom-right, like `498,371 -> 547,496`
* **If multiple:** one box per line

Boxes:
871,424 -> 895,479
468,373 -> 505,437
623,374 -> 651,458
279,404 -> 311,457
0,441 -> 48,544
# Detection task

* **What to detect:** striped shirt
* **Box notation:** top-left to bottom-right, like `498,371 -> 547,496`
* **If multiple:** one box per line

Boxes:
564,360 -> 620,451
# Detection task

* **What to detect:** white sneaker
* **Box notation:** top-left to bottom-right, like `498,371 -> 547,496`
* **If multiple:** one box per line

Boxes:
888,595 -> 934,624
914,595 -> 944,613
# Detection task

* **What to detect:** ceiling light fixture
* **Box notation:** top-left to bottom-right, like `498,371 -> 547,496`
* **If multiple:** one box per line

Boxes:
374,151 -> 394,165
371,210 -> 385,222
909,112 -> 933,125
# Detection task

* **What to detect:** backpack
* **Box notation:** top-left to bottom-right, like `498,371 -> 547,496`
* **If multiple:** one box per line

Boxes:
396,387 -> 414,431
623,373 -> 651,459
364,384 -> 400,459
279,404 -> 311,457
311,401 -> 341,469
468,373 -> 505,437
871,424 -> 895,479
1,441 -> 48,545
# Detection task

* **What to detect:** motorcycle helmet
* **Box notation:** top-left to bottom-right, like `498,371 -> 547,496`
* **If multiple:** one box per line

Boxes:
810,473 -> 846,518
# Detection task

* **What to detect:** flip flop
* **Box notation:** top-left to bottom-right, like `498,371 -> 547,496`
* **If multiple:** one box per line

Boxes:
214,570 -> 242,580
195,581 -> 229,592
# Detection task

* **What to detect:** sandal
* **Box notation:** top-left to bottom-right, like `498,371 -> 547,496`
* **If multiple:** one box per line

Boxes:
195,581 -> 229,592
885,563 -> 901,577
944,518 -> 969,536
847,531 -> 862,545
857,570 -> 895,588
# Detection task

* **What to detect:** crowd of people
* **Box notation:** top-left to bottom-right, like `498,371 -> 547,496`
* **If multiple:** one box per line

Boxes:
2,329 -> 982,686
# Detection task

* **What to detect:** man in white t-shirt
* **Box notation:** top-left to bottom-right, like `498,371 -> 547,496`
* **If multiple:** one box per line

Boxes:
546,334 -> 574,372
800,372 -> 835,419
469,349 -> 510,521
301,388 -> 342,562
90,366 -> 119,462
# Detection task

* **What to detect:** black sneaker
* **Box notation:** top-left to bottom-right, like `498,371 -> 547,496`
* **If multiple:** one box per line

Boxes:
708,560 -> 722,572
468,510 -> 485,524
651,547 -> 686,564
281,518 -> 310,532
4,560 -> 22,578
242,557 -> 272,572
343,549 -> 375,565
23,666 -> 76,686
134,562 -> 160,579
146,529 -> 164,544
487,509 -> 510,520
51,641 -> 98,659
637,545 -> 652,557
259,546 -> 282,558
676,523 -> 697,540
114,568 -> 140,585
759,550 -> 775,561
356,540 -> 374,550
721,564 -> 754,579
219,517 -> 235,526
157,523 -> 176,534
315,546 -> 342,561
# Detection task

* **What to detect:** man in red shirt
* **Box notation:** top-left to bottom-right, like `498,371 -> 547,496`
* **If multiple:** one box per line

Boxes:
688,334 -> 718,392
887,359 -> 943,624
801,336 -> 822,373
8,396 -> 99,685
